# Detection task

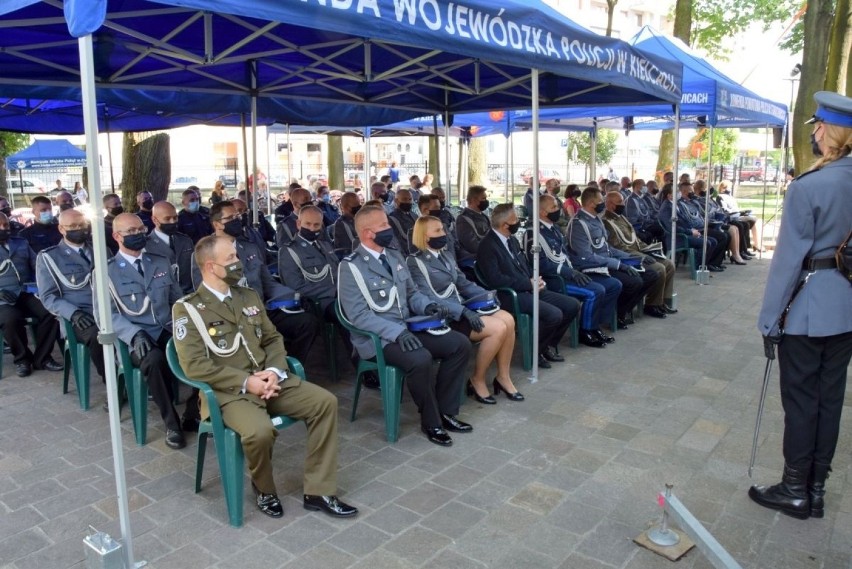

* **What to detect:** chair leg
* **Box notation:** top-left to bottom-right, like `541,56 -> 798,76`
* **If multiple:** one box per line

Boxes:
74,346 -> 91,410
569,317 -> 579,349
380,367 -> 403,443
195,432 -> 209,493
350,367 -> 365,422
62,346 -> 72,394
221,429 -> 245,527
518,315 -> 533,371
128,371 -> 148,446
688,249 -> 697,280
0,329 -> 5,380
327,325 -> 339,383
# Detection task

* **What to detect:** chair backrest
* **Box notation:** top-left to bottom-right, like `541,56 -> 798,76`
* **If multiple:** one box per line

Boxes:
473,262 -> 521,315
334,300 -> 390,371
166,338 -> 227,430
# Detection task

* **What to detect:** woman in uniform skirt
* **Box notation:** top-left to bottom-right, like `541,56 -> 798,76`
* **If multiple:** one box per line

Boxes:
750,91 -> 852,519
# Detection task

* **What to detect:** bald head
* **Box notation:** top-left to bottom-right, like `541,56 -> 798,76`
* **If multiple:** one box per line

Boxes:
56,191 -> 75,211
152,200 -> 176,219
605,191 -> 624,214
113,212 -> 143,232
58,209 -> 89,245
113,213 -> 148,254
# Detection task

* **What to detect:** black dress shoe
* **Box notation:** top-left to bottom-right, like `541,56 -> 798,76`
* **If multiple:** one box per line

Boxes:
441,414 -> 473,433
616,318 -> 630,330
467,381 -> 496,405
537,355 -> 552,369
253,484 -> 284,518
165,429 -> 186,450
361,371 -> 381,390
37,358 -> 64,372
542,346 -> 564,362
492,378 -> 525,401
304,495 -> 358,518
643,305 -> 667,319
15,362 -> 32,377
661,305 -> 678,315
421,426 -> 453,446
707,265 -> 724,272
181,416 -> 200,432
578,330 -> 606,348
593,329 -> 615,344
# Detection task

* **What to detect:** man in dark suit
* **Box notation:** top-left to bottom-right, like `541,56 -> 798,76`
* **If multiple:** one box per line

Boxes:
146,201 -> 195,295
476,203 -> 579,369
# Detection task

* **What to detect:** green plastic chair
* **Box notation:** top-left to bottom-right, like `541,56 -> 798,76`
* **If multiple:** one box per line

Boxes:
306,297 -> 339,382
334,301 -> 407,443
165,338 -> 304,528
474,264 -> 533,371
661,222 -> 697,280
62,318 -> 91,410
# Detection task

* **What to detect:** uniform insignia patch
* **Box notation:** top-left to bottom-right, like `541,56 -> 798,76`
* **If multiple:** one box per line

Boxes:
218,339 -> 227,349
379,290 -> 386,298
175,320 -> 188,341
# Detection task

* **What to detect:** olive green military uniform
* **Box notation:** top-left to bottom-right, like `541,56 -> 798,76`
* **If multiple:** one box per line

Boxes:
173,284 -> 338,496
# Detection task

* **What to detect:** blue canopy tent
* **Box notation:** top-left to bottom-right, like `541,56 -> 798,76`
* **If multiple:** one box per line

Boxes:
5,138 -> 87,170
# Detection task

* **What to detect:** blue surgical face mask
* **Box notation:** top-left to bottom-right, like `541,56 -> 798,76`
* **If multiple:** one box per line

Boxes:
321,194 -> 330,203
641,186 -> 648,195
186,200 -> 200,213
39,211 -> 53,224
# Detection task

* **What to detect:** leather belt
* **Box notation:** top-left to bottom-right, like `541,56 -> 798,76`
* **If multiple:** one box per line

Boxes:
802,257 -> 837,271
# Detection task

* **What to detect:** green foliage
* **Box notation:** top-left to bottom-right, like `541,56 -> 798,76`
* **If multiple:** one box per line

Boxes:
568,129 -> 619,167
688,127 -> 738,165
0,131 -> 30,159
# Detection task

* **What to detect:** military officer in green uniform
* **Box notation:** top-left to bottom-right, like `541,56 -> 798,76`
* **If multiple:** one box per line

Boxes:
173,235 -> 357,519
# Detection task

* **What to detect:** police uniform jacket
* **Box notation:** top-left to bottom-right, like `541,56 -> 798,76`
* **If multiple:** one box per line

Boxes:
534,221 -> 578,280
177,210 -> 213,244
96,251 -> 183,345
337,244 -> 433,360
20,221 -> 62,254
137,210 -> 155,232
173,284 -> 299,416
275,214 -> 297,248
602,211 -> 652,255
406,249 -> 486,320
642,193 -> 662,215
146,230 -> 195,294
278,236 -> 338,307
456,207 -> 490,256
35,241 -> 94,319
0,237 -> 37,302
332,215 -> 358,258
103,218 -> 120,256
8,219 -> 25,237
388,209 -> 416,255
758,156 -> 852,337
565,209 -> 633,271
658,198 -> 698,235
625,192 -> 655,226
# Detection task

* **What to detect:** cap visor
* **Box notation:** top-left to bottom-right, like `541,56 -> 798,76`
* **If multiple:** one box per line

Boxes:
804,116 -> 819,125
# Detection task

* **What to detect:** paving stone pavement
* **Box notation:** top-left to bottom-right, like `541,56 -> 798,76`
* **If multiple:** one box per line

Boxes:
1,255 -> 850,569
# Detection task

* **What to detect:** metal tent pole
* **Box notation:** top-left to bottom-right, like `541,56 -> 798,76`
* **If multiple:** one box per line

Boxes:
698,126 -> 714,282
444,98 -> 452,204
250,60 -> 259,226
287,124 -> 292,185
364,127 -> 372,199
530,69 -> 540,384
760,125 -> 771,259
590,120 -> 598,182
670,108 -> 681,268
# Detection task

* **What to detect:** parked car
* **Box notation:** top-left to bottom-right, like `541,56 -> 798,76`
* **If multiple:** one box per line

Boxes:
738,168 -> 764,182
169,176 -> 198,190
520,168 -> 562,186
218,174 -> 242,188
4,177 -> 47,194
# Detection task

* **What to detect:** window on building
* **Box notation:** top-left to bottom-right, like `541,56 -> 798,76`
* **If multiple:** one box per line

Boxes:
307,143 -> 321,153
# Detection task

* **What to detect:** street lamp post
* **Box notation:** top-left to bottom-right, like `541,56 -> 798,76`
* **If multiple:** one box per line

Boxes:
783,63 -> 801,181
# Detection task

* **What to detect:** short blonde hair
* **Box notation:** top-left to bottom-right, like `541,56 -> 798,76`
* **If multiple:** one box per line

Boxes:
718,179 -> 731,192
411,216 -> 442,252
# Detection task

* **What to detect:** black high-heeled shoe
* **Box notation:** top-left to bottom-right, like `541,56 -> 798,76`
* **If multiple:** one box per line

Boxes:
492,378 -> 524,401
467,381 -> 496,405
730,257 -> 747,265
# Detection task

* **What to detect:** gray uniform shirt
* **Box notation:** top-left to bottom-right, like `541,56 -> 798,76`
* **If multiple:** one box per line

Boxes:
278,236 -> 339,306
36,241 -> 94,319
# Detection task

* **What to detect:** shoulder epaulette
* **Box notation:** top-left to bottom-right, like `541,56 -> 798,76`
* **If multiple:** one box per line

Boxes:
343,251 -> 358,261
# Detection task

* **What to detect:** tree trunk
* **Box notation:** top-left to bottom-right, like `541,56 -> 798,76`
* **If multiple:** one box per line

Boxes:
605,0 -> 617,37
468,137 -> 487,187
428,135 -> 441,187
825,0 -> 851,95
327,135 -> 344,190
794,0 -> 834,174
122,132 -> 170,209
456,139 -> 464,197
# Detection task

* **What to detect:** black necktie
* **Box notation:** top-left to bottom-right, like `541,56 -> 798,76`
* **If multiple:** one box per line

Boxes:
79,248 -> 90,264
169,235 -> 175,252
379,253 -> 392,275
134,258 -> 144,277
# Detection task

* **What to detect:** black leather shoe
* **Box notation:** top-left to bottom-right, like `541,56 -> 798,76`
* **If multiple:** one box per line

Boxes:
421,426 -> 453,446
253,484 -> 284,518
661,305 -> 678,315
15,362 -> 32,377
361,371 -> 381,390
165,429 -> 186,450
748,463 -> 810,519
623,314 -> 636,325
441,414 -> 473,433
578,330 -> 606,348
643,305 -> 667,319
304,495 -> 358,518
616,318 -> 630,330
542,346 -> 564,362
593,329 -> 615,344
181,416 -> 200,432
492,378 -> 524,401
467,381 -> 496,405
37,358 -> 64,372
537,355 -> 552,369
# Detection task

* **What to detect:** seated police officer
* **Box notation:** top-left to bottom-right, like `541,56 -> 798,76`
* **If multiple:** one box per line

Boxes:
332,191 -> 361,259
99,213 -> 186,449
418,194 -> 462,261
177,188 -> 213,244
102,193 -> 123,255
276,188 -> 317,247
20,195 -> 62,254
136,191 -> 155,233
624,178 -> 664,243
456,185 -> 491,260
36,209 -> 105,382
536,194 -> 620,347
387,189 -> 417,255
477,203 -> 580,368
231,199 -> 274,266
338,205 -> 473,446
566,188 -> 657,329
0,212 -> 62,376
175,235 -> 357,519
146,201 -> 195,295
677,181 -> 728,271
0,196 -> 25,236
603,191 -> 677,317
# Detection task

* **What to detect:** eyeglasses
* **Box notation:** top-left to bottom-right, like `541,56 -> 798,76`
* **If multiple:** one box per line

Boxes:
61,223 -> 88,230
218,214 -> 240,223
117,226 -> 147,236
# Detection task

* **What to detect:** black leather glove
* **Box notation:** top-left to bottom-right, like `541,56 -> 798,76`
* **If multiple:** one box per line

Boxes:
0,290 -> 17,304
461,308 -> 485,332
397,330 -> 423,352
131,330 -> 155,360
571,269 -> 591,287
621,264 -> 640,277
763,334 -> 781,360
71,310 -> 96,330
424,303 -> 450,319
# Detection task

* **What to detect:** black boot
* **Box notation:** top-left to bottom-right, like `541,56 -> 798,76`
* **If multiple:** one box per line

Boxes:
748,463 -> 810,519
809,463 -> 831,519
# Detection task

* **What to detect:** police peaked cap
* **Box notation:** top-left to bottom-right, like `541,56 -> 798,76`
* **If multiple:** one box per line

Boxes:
805,91 -> 852,128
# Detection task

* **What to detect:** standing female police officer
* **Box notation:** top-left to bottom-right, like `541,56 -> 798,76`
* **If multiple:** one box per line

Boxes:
750,91 -> 852,519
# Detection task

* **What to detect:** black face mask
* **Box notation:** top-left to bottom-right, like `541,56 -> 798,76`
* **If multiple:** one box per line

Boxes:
427,235 -> 448,250
382,192 -> 392,203
59,203 -> 74,212
159,222 -> 178,236
373,227 -> 395,248
349,205 -> 362,217
438,200 -> 446,209
428,209 -> 441,217
299,226 -> 321,242
477,199 -> 489,212
109,206 -> 124,217
687,192 -> 696,200
223,218 -> 243,238
614,204 -> 626,216
0,207 -> 11,217
594,202 -> 606,214
398,203 -> 413,213
65,228 -> 90,245
571,189 -> 582,198
122,233 -> 147,251
141,199 -> 154,210
507,222 -> 521,235
650,188 -> 659,196
0,229 -> 9,243
810,132 -> 823,157
240,212 -> 249,227
546,210 -> 561,223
